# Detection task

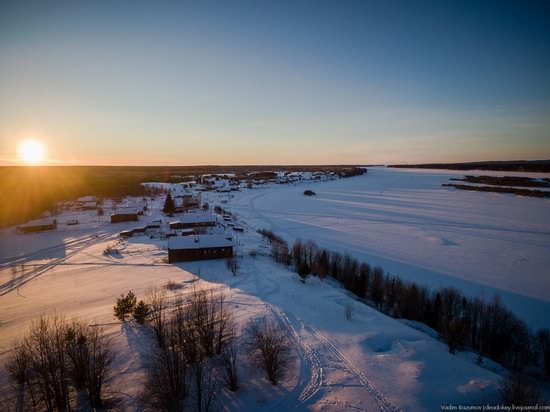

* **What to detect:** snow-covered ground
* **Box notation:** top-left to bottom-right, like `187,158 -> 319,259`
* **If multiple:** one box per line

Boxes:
1,166 -> 548,411
219,167 -> 550,330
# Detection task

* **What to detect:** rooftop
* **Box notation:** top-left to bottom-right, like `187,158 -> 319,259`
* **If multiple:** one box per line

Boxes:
175,211 -> 216,224
111,207 -> 139,215
168,234 -> 233,250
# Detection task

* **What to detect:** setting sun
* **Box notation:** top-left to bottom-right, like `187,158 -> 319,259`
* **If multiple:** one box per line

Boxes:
17,139 -> 45,165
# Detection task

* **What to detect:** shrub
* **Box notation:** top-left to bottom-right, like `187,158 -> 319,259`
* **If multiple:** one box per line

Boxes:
165,280 -> 183,291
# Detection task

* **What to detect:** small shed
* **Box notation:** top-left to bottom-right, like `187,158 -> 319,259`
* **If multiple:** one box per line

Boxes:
168,235 -> 233,263
110,208 -> 139,223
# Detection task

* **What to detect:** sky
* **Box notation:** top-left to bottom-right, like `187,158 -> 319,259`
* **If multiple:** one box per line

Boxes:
1,0 -> 549,166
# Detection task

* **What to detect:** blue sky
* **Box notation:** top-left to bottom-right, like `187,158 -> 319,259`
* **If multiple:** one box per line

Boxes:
1,0 -> 549,165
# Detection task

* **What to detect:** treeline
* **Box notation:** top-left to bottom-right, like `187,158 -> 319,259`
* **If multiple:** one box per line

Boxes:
451,175 -> 550,188
388,160 -> 550,173
442,183 -> 550,198
258,229 -> 550,377
0,165 -> 367,227
339,166 -> 367,178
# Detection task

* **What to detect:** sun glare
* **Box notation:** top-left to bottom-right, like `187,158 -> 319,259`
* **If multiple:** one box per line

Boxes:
17,139 -> 46,165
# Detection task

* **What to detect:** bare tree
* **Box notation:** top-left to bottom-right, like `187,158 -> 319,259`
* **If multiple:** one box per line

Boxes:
344,302 -> 354,320
499,372 -> 542,405
22,314 -> 70,412
84,325 -> 114,408
246,317 -> 292,385
226,256 -> 238,276
190,357 -> 217,412
221,335 -> 239,392
537,329 -> 550,377
5,338 -> 32,410
214,292 -> 235,355
143,327 -> 187,412
147,286 -> 168,348
65,321 -> 89,389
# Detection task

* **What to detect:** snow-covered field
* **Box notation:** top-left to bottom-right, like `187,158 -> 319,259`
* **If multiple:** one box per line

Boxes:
1,166 -> 548,411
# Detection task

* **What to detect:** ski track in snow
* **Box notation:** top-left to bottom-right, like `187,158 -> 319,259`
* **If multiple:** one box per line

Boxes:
233,187 -> 402,411
0,232 -> 114,296
265,304 -> 401,412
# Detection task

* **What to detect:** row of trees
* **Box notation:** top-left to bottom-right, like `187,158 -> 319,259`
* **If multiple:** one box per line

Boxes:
258,230 -> 550,378
117,286 -> 292,412
5,315 -> 113,411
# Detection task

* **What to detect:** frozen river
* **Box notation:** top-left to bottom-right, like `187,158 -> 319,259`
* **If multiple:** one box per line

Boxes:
228,167 -> 550,329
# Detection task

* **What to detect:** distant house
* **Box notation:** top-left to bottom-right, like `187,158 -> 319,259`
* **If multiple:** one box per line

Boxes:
120,230 -> 133,238
168,234 -> 233,262
77,196 -> 97,203
20,219 -> 57,233
169,211 -> 217,230
147,220 -> 162,229
80,201 -> 98,210
110,208 -> 139,223
77,196 -> 98,210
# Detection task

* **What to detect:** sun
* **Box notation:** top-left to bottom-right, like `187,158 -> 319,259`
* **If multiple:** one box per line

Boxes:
17,139 -> 46,165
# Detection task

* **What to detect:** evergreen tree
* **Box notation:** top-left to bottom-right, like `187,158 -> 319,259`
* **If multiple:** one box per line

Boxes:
163,192 -> 175,214
114,291 -> 137,321
297,261 -> 310,283
133,300 -> 150,324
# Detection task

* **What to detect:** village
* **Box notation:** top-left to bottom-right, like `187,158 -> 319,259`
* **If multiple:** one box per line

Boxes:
2,166 -> 550,411
11,169 -> 346,266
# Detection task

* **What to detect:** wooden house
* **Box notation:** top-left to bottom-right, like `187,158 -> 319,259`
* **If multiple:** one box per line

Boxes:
168,235 -> 233,262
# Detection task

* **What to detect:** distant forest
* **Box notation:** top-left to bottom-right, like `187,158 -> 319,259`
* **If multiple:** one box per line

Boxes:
388,159 -> 550,173
0,165 -> 364,227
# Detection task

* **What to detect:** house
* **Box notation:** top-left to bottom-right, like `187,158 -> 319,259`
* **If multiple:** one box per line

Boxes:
110,208 -> 139,223
76,196 -> 98,210
80,201 -> 98,210
169,211 -> 217,230
20,219 -> 57,233
120,230 -> 133,238
77,196 -> 97,203
168,234 -> 233,262
147,220 -> 161,229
